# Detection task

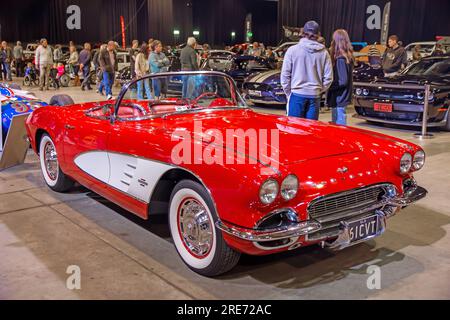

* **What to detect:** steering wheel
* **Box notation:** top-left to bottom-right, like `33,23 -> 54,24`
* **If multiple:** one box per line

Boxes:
191,92 -> 221,105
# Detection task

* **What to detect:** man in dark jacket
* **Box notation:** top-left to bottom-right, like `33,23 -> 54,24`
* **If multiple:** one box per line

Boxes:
1,41 -> 13,81
129,40 -> 139,79
99,41 -> 117,100
79,43 -> 92,91
382,35 -> 407,77
180,37 -> 199,98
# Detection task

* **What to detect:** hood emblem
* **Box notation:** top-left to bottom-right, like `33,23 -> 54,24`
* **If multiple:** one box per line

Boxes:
337,167 -> 349,174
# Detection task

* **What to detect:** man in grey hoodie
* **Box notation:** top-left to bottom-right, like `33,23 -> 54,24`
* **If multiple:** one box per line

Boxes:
281,21 -> 333,120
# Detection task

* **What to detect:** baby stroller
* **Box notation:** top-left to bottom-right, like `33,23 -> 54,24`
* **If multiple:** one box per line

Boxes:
48,67 -> 60,89
23,64 -> 40,87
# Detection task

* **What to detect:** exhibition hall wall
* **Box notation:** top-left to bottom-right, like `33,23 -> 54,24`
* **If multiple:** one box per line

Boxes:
0,0 -> 278,46
278,0 -> 450,45
0,0 -> 449,46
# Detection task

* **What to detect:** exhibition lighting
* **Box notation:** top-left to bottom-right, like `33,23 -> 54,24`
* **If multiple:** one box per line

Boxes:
231,32 -> 236,37
173,30 -> 180,36
193,30 -> 200,36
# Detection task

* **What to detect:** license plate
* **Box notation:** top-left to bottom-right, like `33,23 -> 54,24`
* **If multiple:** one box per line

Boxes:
374,103 -> 393,112
348,215 -> 379,243
249,90 -> 262,97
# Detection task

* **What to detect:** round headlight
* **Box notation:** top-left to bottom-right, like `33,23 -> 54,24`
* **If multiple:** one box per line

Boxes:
281,175 -> 299,201
417,92 -> 424,100
362,88 -> 370,96
259,179 -> 279,204
355,88 -> 362,96
413,150 -> 425,170
400,153 -> 413,174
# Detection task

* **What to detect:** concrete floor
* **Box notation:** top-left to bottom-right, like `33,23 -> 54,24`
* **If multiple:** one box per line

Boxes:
0,82 -> 449,299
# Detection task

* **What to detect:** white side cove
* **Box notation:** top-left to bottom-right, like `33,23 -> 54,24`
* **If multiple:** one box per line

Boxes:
74,151 -> 173,203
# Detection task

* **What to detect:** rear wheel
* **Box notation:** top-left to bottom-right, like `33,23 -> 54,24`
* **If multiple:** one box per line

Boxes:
49,94 -> 74,106
39,134 -> 74,192
169,180 -> 240,277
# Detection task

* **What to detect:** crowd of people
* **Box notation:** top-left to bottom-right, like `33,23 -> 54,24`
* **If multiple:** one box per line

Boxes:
0,25 -> 445,125
279,20 -> 430,125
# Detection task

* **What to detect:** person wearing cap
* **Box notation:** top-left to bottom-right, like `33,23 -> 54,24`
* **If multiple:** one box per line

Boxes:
281,20 -> 333,120
35,38 -> 54,91
381,35 -> 407,77
13,41 -> 24,77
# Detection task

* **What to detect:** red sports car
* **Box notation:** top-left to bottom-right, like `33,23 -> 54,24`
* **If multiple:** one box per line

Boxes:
26,71 -> 427,276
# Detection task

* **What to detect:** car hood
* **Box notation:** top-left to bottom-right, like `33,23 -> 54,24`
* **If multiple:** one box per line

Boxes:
164,109 -> 362,168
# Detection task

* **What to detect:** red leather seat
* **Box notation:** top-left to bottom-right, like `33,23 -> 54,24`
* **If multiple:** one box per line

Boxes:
117,106 -> 144,118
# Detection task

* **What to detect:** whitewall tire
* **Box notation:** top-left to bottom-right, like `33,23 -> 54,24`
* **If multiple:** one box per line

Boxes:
39,134 -> 74,192
169,180 -> 240,276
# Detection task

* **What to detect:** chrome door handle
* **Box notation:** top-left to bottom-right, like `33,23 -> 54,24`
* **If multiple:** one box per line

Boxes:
65,125 -> 76,130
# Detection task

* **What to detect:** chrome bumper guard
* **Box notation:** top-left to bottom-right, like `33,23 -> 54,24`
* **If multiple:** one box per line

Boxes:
216,186 -> 427,245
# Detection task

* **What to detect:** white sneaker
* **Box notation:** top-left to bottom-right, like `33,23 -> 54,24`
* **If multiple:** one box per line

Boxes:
107,95 -> 114,100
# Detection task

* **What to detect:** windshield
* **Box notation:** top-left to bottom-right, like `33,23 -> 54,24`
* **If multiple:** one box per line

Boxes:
204,57 -> 233,72
117,72 -> 246,119
404,58 -> 450,76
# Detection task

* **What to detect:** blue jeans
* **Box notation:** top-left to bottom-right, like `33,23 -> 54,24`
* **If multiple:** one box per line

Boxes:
81,65 -> 91,88
1,62 -> 11,80
137,78 -> 152,100
332,106 -> 347,125
102,71 -> 114,96
153,79 -> 161,98
288,93 -> 320,120
182,75 -> 189,99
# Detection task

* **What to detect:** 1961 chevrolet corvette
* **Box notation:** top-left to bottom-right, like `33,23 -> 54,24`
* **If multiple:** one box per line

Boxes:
26,71 -> 427,276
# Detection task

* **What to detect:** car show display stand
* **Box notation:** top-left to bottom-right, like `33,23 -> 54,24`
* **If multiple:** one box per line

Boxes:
0,113 -> 31,171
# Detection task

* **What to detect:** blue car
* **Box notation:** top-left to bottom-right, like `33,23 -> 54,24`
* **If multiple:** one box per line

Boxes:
1,83 -> 47,144
243,70 -> 287,106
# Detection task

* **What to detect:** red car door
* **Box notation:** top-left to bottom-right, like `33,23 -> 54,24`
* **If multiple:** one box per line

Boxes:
62,105 -> 113,193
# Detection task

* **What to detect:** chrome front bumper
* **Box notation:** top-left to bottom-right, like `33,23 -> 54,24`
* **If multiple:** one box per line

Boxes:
216,186 -> 427,245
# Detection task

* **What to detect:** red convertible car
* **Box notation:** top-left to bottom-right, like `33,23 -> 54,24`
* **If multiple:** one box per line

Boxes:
26,71 -> 427,276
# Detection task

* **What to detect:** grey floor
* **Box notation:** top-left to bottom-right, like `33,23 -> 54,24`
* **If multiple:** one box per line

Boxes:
0,82 -> 449,299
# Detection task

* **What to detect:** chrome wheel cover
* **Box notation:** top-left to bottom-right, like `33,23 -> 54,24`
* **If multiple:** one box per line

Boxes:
43,141 -> 58,181
178,198 -> 213,258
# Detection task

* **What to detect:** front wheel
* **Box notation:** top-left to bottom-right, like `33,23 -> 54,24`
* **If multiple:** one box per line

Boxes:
169,180 -> 240,277
39,134 -> 74,192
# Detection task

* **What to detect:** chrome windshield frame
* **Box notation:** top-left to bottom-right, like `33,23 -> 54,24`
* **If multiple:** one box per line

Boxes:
113,71 -> 248,121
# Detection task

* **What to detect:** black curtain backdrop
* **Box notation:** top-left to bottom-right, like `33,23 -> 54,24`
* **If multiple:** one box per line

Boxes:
278,0 -> 450,45
192,0 -> 278,46
1,0 -> 449,47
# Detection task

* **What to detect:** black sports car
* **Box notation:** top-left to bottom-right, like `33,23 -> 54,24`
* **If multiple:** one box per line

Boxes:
353,55 -> 450,131
201,55 -> 274,88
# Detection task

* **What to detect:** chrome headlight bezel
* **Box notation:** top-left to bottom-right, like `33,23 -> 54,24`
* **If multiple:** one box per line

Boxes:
355,88 -> 362,96
400,152 -> 413,174
362,88 -> 370,96
413,150 -> 426,171
259,179 -> 279,205
280,174 -> 299,201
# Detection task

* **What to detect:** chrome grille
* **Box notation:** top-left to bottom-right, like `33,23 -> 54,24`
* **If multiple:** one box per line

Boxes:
308,185 -> 386,221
